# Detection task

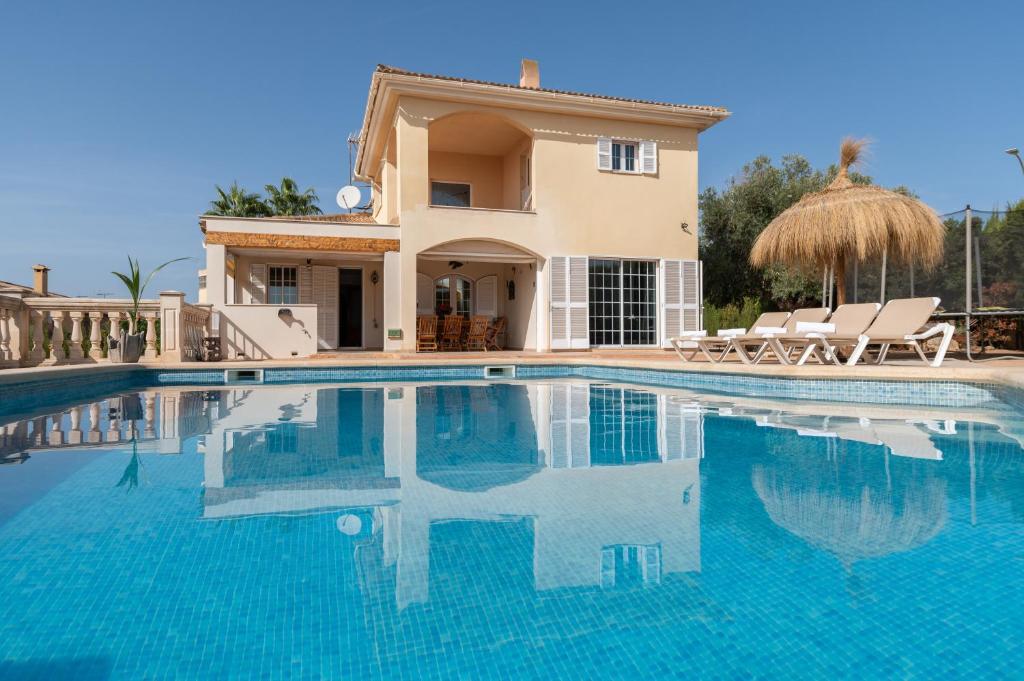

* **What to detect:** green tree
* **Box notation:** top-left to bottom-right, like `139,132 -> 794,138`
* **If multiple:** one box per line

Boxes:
264,177 -> 322,216
699,154 -> 871,308
208,182 -> 270,217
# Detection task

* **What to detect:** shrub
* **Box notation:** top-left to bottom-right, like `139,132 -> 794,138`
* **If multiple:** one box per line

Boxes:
703,297 -> 762,335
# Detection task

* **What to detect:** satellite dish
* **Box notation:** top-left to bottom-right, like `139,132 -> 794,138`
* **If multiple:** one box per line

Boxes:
336,185 -> 362,210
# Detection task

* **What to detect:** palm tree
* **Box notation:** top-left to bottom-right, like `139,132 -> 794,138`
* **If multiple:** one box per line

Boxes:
208,182 -> 270,217
264,177 -> 322,216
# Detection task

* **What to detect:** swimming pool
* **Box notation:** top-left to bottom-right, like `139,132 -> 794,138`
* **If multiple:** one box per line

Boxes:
1,372 -> 1022,679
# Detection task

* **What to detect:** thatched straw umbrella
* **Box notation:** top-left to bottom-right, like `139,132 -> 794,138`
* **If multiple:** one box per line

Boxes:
751,446 -> 948,569
750,138 -> 945,304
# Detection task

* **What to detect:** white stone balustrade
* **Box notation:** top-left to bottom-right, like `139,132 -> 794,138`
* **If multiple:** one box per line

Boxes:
0,291 -> 212,368
0,296 -> 19,367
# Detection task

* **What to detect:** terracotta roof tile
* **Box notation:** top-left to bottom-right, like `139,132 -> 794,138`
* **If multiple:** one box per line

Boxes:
376,64 -> 728,114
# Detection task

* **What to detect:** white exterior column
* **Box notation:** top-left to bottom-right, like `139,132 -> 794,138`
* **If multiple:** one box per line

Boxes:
535,258 -> 550,352
395,385 -> 427,609
382,250 -> 403,352
382,385 -> 404,478
205,243 -> 227,307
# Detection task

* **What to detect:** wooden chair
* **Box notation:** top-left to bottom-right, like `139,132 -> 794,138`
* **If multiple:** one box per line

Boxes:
440,315 -> 464,351
464,316 -> 490,351
485,316 -> 507,351
416,315 -> 438,352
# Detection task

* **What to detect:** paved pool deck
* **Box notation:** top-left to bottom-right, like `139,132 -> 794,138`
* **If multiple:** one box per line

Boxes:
4,349 -> 1024,391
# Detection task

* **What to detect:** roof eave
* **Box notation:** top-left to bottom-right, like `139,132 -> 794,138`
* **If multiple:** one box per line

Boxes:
354,68 -> 730,179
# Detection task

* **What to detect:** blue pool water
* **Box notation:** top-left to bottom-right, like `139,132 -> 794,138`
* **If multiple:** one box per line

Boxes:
1,378 -> 1022,679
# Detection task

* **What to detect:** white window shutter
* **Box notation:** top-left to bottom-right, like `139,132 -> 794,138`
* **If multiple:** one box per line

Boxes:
660,259 -> 701,346
682,260 -> 702,333
312,266 -> 339,349
250,264 -> 266,304
568,257 -> 589,349
568,383 -> 590,466
550,383 -> 591,468
416,273 -> 433,314
683,406 -> 705,460
550,383 -> 569,468
550,257 -> 570,349
658,396 -> 705,461
660,259 -> 683,347
640,140 -> 657,174
298,265 -> 313,304
597,138 -> 612,171
475,275 -> 498,317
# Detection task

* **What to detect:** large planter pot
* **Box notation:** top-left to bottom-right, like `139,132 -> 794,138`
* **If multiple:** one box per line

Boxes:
109,331 -> 145,364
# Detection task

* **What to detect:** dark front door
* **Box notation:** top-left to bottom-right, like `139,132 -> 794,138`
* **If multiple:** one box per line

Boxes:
338,268 -> 362,348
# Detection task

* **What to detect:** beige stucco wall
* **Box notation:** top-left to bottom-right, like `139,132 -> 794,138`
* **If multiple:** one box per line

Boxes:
428,151 -> 505,209
391,95 -> 699,259
383,95 -> 700,349
218,304 -> 319,360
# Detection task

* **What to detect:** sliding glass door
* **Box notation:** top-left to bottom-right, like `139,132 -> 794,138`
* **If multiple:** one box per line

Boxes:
588,259 -> 657,347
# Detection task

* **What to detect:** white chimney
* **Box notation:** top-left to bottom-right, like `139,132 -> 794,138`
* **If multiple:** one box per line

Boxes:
519,59 -> 540,89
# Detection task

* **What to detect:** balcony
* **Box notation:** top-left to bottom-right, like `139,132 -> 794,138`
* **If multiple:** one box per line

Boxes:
428,111 -> 533,212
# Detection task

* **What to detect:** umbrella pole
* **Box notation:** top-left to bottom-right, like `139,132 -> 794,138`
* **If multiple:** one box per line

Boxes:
879,248 -> 888,304
834,259 -> 847,307
853,259 -> 858,304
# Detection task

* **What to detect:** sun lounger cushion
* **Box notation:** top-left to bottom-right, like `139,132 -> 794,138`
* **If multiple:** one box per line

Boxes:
796,322 -> 835,334
719,328 -> 746,336
753,326 -> 788,335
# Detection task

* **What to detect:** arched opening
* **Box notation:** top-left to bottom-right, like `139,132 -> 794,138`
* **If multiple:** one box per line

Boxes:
428,112 -> 534,211
416,239 -> 541,351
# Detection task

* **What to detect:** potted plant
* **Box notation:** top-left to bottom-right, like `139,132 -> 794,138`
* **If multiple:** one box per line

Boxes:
109,256 -> 187,363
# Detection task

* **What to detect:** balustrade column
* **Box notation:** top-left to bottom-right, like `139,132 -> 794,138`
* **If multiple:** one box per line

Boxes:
29,310 -> 46,363
0,308 -> 11,364
32,416 -> 48,446
107,398 -> 122,442
108,311 -> 122,345
67,406 -> 83,445
46,311 -> 67,364
88,312 -> 104,361
68,311 -> 85,361
143,312 -> 158,360
143,393 -> 156,438
48,412 -> 65,446
87,402 -> 102,443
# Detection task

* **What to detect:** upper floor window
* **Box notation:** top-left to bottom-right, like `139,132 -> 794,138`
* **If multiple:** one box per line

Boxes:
431,181 -> 471,207
268,266 -> 298,305
597,138 -> 657,175
612,141 -> 637,173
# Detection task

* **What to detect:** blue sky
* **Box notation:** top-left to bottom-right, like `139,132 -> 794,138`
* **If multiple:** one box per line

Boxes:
2,0 -> 1022,297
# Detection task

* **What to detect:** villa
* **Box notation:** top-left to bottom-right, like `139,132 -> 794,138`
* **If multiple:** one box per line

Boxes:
200,60 -> 729,358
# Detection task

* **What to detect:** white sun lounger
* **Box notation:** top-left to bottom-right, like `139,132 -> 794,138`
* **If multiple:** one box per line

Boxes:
669,312 -> 791,363
760,303 -> 883,365
797,297 -> 954,368
727,307 -> 831,364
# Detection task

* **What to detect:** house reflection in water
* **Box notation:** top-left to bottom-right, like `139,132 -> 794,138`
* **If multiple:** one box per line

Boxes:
199,381 -> 705,608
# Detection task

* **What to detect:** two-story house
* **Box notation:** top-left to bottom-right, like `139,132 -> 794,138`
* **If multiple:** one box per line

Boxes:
200,60 -> 729,358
